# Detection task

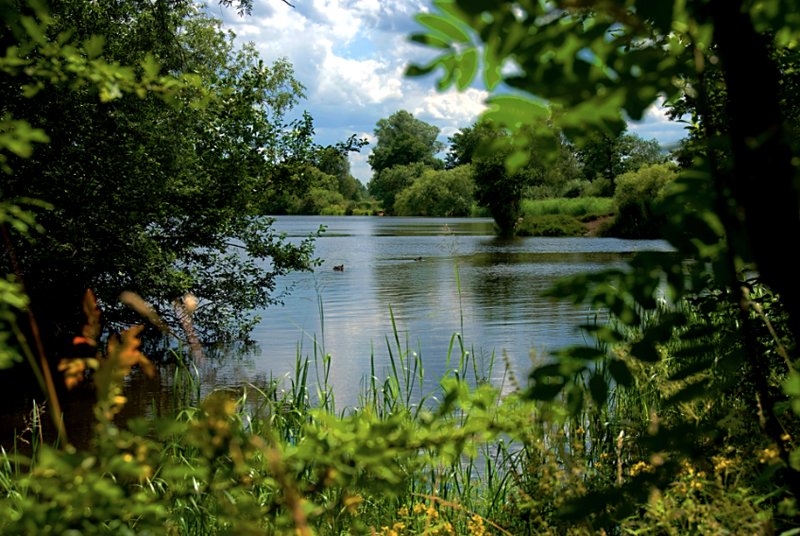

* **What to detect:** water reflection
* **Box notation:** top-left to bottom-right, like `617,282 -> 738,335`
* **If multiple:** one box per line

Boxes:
243,217 -> 672,408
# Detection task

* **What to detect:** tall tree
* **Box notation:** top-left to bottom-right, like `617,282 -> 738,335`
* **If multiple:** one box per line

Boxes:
0,0 -> 316,344
472,134 -> 543,236
445,120 -> 497,169
577,129 -> 666,184
368,162 -> 427,214
367,110 -> 444,175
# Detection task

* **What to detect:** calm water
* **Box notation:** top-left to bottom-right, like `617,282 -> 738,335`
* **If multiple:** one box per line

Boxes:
208,216 -> 672,407
1,216 -> 673,447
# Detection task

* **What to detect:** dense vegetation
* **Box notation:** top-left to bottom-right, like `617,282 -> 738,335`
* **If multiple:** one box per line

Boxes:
360,109 -> 666,237
2,0 -> 800,535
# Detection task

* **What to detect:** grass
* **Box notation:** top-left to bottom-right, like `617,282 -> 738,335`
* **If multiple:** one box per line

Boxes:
514,197 -> 616,236
520,197 -> 614,218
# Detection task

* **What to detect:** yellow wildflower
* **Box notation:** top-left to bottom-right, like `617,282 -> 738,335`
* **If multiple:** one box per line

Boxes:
759,445 -> 780,464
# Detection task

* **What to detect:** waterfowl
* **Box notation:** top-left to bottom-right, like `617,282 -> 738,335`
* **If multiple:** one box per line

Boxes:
333,264 -> 344,272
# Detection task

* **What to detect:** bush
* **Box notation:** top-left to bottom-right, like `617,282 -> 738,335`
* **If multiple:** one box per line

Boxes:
582,176 -> 614,197
607,163 -> 678,238
393,165 -> 474,216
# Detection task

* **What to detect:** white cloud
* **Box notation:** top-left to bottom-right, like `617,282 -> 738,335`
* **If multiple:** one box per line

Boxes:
316,53 -> 405,106
413,87 -> 487,128
628,98 -> 689,148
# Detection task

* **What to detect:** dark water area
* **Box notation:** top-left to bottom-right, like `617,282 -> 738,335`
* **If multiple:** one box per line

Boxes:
0,216 -> 672,449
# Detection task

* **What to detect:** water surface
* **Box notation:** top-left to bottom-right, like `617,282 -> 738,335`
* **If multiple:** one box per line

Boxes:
215,216 -> 671,407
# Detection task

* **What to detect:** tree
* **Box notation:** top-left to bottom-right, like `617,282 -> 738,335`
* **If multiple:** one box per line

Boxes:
313,136 -> 369,202
578,129 -> 667,185
609,162 -> 679,238
0,0 -> 317,344
472,142 -> 541,236
367,110 -> 444,175
445,121 -> 497,169
448,119 -> 551,233
368,162 -> 427,214
394,166 -> 474,217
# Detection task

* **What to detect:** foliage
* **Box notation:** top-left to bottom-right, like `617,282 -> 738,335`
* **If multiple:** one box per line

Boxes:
608,162 -> 679,238
444,120 -> 497,169
520,197 -> 614,219
394,165 -> 474,217
577,129 -> 667,185
475,147 -> 545,234
516,214 -> 586,237
3,284 -> 793,534
409,0 -> 800,526
368,110 -> 444,176
368,162 -> 428,215
0,0 -> 319,342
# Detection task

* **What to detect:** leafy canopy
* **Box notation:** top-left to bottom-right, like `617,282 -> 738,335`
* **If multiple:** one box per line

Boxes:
0,0 -> 319,342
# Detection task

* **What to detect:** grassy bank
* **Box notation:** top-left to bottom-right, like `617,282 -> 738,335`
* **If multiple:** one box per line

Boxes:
516,197 -> 615,236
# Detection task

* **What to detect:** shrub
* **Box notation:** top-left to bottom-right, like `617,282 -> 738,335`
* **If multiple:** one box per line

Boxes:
582,176 -> 614,197
393,165 -> 474,217
608,163 -> 679,238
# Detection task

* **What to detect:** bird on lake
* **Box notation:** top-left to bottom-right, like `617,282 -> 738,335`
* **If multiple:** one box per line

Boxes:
333,264 -> 344,272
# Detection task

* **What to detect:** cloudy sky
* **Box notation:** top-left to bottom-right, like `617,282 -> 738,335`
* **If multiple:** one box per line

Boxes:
208,0 -> 689,184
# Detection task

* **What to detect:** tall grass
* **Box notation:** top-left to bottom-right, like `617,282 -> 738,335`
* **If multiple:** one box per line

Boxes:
521,196 -> 614,218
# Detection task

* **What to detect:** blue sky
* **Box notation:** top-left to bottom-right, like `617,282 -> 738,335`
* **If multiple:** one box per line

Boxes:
210,0 -> 689,184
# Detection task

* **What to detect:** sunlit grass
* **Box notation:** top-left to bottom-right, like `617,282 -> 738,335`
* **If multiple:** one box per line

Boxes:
521,197 -> 614,218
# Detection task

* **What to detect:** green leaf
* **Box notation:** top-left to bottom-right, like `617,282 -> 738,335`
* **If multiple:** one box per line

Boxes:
409,32 -> 452,49
630,339 -> 661,362
783,369 -> 800,397
608,359 -> 634,388
415,13 -> 472,44
528,364 -> 570,400
580,324 -> 625,343
791,447 -> 800,472
566,384 -> 584,415
484,95 -> 550,129
588,373 -> 608,406
141,53 -> 161,79
483,47 -> 502,90
555,345 -> 606,361
456,47 -> 479,89
405,63 -> 437,78
84,35 -> 105,59
435,54 -> 457,90
665,379 -> 710,405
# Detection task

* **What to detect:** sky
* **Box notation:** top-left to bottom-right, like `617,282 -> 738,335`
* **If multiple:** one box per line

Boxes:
208,0 -> 690,185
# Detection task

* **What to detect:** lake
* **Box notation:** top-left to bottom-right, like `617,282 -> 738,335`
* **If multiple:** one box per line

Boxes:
0,215 -> 673,447
200,216 -> 672,408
